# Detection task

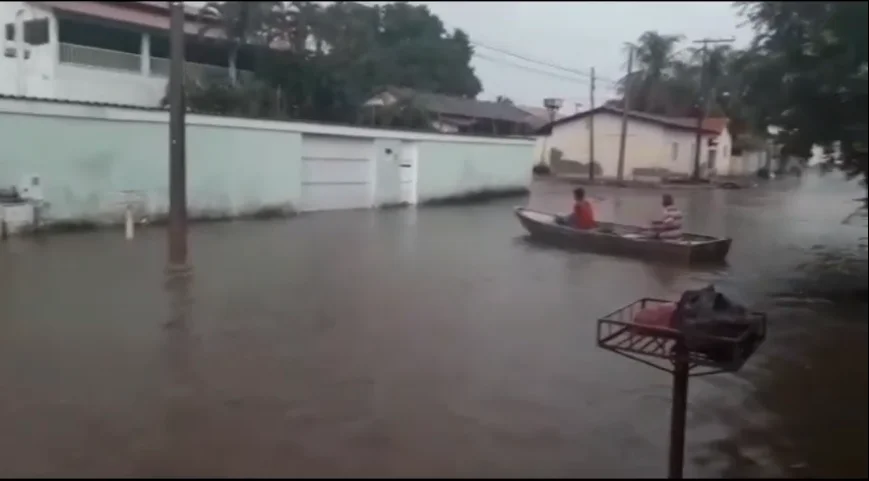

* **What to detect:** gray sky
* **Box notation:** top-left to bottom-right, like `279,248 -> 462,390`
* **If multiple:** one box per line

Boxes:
417,1 -> 755,109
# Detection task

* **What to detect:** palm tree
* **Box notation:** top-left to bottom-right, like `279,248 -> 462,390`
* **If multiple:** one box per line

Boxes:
620,31 -> 685,114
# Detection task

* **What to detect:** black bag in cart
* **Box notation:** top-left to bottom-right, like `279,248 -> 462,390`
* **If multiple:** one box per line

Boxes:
673,285 -> 760,363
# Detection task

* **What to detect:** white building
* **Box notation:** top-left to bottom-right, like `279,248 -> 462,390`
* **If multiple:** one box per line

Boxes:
1,1 -> 244,107
537,106 -> 729,180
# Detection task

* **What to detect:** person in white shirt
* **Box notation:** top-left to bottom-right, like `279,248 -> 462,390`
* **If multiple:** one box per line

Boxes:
648,193 -> 683,240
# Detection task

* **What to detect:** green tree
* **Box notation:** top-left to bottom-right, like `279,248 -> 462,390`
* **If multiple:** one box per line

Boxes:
198,1 -> 281,84
620,31 -> 687,115
737,1 -> 868,186
373,3 -> 481,97
616,30 -> 764,149
183,1 -> 483,129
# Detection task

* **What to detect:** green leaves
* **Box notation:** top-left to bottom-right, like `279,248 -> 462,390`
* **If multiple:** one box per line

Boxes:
738,1 -> 867,185
185,1 -> 482,128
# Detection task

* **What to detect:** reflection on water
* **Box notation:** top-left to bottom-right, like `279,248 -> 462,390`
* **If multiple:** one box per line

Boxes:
0,171 -> 866,477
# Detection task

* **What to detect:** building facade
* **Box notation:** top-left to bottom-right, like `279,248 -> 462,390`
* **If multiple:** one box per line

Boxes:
1,1 -> 243,107
537,106 -> 724,180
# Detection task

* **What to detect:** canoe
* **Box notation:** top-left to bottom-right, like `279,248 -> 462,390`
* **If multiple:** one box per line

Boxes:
514,207 -> 731,265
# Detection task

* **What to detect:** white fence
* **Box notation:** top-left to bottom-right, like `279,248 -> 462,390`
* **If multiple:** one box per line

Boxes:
59,43 -> 252,83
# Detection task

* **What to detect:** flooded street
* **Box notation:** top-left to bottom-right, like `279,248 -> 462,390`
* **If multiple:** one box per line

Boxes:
1,172 -> 866,478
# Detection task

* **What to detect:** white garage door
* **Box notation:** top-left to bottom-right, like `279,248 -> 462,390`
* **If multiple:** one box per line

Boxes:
300,135 -> 375,212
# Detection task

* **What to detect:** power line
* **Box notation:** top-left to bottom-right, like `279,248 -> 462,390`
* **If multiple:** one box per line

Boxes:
471,41 -> 620,86
474,52 -> 620,95
355,1 -> 620,88
473,52 -> 588,85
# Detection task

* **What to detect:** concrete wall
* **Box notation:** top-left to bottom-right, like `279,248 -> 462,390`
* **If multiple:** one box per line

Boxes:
0,96 -> 534,226
415,140 -> 533,202
545,111 -> 718,179
710,126 -> 732,175
55,63 -> 166,107
727,150 -> 765,177
0,2 -> 59,98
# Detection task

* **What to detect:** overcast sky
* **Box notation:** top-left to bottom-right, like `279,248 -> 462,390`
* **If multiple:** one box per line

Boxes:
417,1 -> 755,110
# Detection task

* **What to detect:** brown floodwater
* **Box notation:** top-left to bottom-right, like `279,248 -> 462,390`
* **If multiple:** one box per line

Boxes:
0,172 -> 866,477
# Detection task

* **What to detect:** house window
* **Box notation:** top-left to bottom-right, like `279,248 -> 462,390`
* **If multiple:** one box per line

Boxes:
3,19 -> 49,45
671,142 -> 679,161
723,145 -> 729,158
23,18 -> 50,46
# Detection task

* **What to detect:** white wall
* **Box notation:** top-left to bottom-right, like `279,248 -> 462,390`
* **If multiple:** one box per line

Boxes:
55,64 -> 167,107
0,2 -> 58,98
727,151 -> 764,176
0,97 -> 535,225
710,126 -> 732,175
547,112 -> 707,177
415,140 -> 534,202
545,111 -> 719,178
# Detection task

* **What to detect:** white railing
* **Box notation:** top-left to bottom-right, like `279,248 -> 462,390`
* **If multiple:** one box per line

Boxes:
59,43 -> 140,72
150,57 -> 252,83
59,43 -> 252,83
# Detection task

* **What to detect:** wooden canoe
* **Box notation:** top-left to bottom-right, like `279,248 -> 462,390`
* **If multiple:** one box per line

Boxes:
514,207 -> 732,265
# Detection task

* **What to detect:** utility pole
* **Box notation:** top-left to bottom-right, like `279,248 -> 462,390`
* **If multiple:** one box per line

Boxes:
168,1 -> 189,274
588,67 -> 596,181
616,45 -> 634,183
691,37 -> 735,181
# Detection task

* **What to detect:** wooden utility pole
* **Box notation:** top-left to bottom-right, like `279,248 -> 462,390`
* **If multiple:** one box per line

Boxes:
168,1 -> 189,274
616,45 -> 634,183
691,37 -> 735,181
588,67 -> 596,181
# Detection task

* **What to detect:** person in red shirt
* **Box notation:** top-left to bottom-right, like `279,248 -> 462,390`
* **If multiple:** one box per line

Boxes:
556,187 -> 597,229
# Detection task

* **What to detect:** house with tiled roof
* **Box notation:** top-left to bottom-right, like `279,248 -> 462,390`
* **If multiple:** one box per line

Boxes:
363,87 -> 539,136
536,105 -> 727,180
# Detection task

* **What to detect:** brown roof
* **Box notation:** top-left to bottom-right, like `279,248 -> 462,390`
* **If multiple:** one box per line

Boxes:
537,106 -> 719,135
699,117 -> 729,135
670,116 -> 729,135
383,87 -> 536,125
32,1 -> 220,38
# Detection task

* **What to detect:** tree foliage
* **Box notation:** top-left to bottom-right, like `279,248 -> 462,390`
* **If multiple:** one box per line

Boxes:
183,1 -> 482,129
616,4 -> 867,187
737,1 -> 868,186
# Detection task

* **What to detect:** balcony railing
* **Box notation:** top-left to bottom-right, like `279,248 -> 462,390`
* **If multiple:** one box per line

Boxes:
59,43 -> 140,72
59,43 -> 252,83
150,56 -> 253,83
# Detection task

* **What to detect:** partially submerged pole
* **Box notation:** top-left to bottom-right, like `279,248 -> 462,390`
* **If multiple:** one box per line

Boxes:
167,1 -> 189,273
668,343 -> 690,479
588,67 -> 596,182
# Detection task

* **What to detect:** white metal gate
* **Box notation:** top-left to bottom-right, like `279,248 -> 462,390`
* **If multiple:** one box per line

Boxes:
300,134 -> 375,211
398,141 -> 418,205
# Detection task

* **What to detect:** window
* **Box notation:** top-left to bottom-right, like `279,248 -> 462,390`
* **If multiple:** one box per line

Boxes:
3,19 -> 49,47
671,142 -> 679,161
723,145 -> 729,158
24,18 -> 49,46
